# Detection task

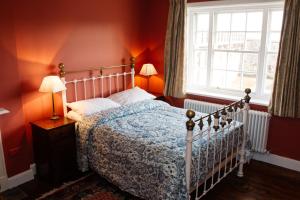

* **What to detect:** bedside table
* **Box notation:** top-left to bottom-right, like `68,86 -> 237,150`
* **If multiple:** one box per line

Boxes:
31,117 -> 78,185
150,92 -> 163,97
154,95 -> 175,106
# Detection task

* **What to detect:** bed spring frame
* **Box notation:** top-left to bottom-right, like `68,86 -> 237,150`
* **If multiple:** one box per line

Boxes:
185,88 -> 251,199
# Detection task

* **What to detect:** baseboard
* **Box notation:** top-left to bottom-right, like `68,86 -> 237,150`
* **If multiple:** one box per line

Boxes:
30,163 -> 36,176
0,163 -> 36,192
253,152 -> 300,172
0,175 -> 8,192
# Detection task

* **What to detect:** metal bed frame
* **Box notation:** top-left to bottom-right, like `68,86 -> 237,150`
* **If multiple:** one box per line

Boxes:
185,88 -> 251,199
58,57 -> 135,116
58,58 -> 251,199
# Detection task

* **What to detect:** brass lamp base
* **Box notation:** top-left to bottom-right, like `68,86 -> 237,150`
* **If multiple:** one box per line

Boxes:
50,92 -> 60,120
50,115 -> 60,120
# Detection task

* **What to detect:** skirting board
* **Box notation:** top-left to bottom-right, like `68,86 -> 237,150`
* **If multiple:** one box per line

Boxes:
253,152 -> 300,172
0,164 -> 36,192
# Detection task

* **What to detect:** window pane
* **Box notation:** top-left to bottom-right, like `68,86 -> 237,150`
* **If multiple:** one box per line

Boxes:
270,10 -> 283,31
213,51 -> 227,69
245,32 -> 261,51
187,67 -> 207,89
216,13 -> 231,31
231,13 -> 246,31
193,50 -> 208,68
211,70 -> 226,88
187,50 -> 208,88
215,32 -> 230,49
230,32 -> 245,50
197,14 -> 209,31
187,67 -> 207,88
247,12 -> 263,31
243,72 -> 256,92
264,53 -> 278,93
194,32 -> 209,48
228,52 -> 242,71
243,53 -> 258,73
226,71 -> 241,90
268,32 -> 281,52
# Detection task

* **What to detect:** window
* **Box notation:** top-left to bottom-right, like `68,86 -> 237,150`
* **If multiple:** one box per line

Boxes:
186,1 -> 284,105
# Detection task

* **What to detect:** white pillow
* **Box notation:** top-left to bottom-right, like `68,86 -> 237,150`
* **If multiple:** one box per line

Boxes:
108,87 -> 156,105
67,98 -> 120,115
66,111 -> 83,121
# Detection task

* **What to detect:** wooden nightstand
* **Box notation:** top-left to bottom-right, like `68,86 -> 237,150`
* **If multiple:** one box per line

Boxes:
150,92 -> 163,97
31,117 -> 78,185
152,93 -> 174,106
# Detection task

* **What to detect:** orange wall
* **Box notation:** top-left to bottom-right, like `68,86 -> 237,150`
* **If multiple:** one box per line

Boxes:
0,0 -> 147,177
133,0 -> 169,93
0,2 -> 29,176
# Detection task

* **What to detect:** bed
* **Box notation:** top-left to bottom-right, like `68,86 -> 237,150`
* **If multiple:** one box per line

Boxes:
58,58 -> 251,200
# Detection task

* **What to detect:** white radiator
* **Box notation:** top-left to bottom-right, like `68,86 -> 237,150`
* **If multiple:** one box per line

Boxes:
184,99 -> 271,153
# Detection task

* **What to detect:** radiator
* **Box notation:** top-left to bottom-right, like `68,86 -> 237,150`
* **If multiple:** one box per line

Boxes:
184,99 -> 271,153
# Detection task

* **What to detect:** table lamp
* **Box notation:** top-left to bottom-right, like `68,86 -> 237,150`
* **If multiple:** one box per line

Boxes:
139,63 -> 158,91
39,75 -> 66,120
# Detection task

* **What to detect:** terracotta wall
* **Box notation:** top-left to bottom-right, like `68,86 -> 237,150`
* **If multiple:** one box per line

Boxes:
0,2 -> 29,176
134,0 -> 169,93
0,0 -> 147,177
145,0 -> 300,161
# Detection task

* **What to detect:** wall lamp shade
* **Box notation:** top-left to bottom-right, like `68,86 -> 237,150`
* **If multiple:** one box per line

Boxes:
39,76 -> 66,93
139,64 -> 158,76
39,76 -> 66,120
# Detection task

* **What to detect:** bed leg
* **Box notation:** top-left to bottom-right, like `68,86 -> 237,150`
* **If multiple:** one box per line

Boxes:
185,110 -> 195,194
237,150 -> 245,177
238,89 -> 251,178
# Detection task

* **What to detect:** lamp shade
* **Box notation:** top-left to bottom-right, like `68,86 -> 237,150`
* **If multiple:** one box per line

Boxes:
39,75 -> 66,93
139,64 -> 158,76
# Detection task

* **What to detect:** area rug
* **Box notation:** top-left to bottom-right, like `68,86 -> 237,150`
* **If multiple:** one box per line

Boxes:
37,173 -> 142,200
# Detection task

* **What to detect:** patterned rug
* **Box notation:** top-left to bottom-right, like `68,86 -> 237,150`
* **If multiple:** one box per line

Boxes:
37,173 -> 142,200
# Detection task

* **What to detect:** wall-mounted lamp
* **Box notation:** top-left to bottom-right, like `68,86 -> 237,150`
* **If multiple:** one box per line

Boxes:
39,76 -> 66,120
139,64 -> 158,91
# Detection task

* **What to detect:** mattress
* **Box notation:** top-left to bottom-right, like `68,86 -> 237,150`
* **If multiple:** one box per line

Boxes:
75,99 -> 243,200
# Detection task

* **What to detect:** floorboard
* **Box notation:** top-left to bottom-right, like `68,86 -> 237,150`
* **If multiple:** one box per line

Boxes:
1,160 -> 300,200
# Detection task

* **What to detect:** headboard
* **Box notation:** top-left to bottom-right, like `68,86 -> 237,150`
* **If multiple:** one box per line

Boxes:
58,57 -> 135,116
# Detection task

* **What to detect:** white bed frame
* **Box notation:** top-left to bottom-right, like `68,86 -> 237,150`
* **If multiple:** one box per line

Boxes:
185,89 -> 251,199
58,59 -> 251,199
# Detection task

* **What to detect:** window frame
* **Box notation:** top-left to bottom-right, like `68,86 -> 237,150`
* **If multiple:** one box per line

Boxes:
186,0 -> 284,105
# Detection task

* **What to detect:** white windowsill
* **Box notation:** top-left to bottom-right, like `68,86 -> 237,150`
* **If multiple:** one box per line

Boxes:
186,90 -> 269,106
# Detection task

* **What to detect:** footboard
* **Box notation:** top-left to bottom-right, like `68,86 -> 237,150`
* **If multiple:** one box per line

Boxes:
185,89 -> 251,199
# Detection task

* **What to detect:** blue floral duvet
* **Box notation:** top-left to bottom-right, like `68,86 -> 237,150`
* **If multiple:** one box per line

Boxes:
76,100 -> 243,200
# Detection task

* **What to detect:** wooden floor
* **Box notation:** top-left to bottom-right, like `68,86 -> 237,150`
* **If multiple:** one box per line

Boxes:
1,160 -> 300,200
202,160 -> 300,200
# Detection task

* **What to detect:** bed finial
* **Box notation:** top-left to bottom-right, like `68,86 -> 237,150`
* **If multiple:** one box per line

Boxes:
186,110 -> 195,131
244,88 -> 251,103
130,57 -> 135,69
130,57 -> 136,88
58,63 -> 65,77
213,111 -> 220,131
